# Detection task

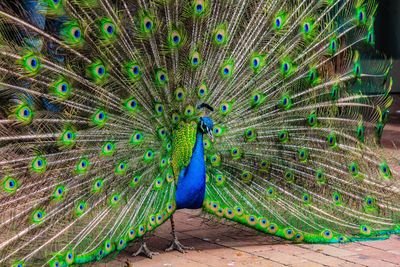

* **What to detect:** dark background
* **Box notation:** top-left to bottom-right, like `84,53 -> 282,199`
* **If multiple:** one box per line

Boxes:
376,0 -> 400,92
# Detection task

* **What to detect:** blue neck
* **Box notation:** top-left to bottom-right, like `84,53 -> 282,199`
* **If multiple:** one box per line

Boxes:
175,131 -> 206,209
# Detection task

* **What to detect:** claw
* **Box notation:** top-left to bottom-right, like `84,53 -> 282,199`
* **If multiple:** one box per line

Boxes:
132,241 -> 159,259
165,238 -> 195,253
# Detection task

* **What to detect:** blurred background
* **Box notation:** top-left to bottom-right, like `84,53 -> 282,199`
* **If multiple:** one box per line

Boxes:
376,0 -> 400,92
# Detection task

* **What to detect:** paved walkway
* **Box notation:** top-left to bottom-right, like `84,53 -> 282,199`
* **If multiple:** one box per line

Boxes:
90,209 -> 400,267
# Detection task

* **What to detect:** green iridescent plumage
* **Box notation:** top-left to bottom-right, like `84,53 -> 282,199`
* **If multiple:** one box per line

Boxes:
0,0 -> 398,266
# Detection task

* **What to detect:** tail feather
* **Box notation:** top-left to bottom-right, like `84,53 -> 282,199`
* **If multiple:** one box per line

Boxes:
0,0 -> 398,266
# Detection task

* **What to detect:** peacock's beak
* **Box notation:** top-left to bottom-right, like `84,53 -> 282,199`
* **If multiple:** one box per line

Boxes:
207,128 -> 214,143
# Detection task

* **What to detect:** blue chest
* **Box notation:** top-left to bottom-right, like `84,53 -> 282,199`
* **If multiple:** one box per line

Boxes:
175,132 -> 206,209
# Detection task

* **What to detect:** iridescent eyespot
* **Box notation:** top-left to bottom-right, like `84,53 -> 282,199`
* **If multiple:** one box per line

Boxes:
303,23 -> 310,33
65,250 -> 75,264
52,79 -> 71,100
145,21 -> 152,29
75,201 -> 87,216
172,33 -> 179,43
219,101 -> 233,115
360,225 -> 371,235
104,240 -> 113,252
87,61 -> 107,82
302,193 -> 311,204
234,206 -> 243,216
241,171 -> 252,184
333,192 -> 341,205
279,94 -> 292,110
32,209 -> 46,224
315,169 -> 326,184
273,12 -> 286,30
100,18 -> 117,40
125,62 -> 142,81
268,223 -> 278,233
209,154 -> 221,167
356,8 -> 366,24
3,176 -> 18,194
155,69 -> 168,86
143,149 -> 154,163
278,130 -> 289,143
174,87 -> 186,101
220,60 -> 234,78
275,18 -> 282,28
53,185 -> 65,200
328,37 -> 338,54
130,131 -> 144,145
244,128 -> 256,141
101,142 -> 115,156
213,25 -> 228,45
109,193 -> 120,206
93,179 -> 104,192
141,14 -> 155,34
60,128 -> 76,147
72,27 -> 81,39
115,162 -> 128,175
76,158 -> 90,174
15,104 -> 34,124
190,51 -> 201,67
348,162 -> 359,177
184,105 -> 195,117
379,162 -> 392,179
266,187 -> 275,197
30,58 -> 37,67
31,156 -> 47,173
297,148 -> 308,162
130,175 -> 141,187
284,170 -> 294,182
326,132 -> 337,148
284,228 -> 295,239
92,109 -> 107,127
197,82 -> 208,99
61,21 -> 83,45
193,0 -> 207,15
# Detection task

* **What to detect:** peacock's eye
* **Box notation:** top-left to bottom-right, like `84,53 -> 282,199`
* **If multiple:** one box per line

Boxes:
172,34 -> 180,44
283,63 -> 289,72
72,27 -> 81,39
132,66 -> 139,74
275,18 -> 281,28
303,23 -> 310,33
106,24 -> 114,34
146,21 -> 152,29
253,58 -> 259,68
97,66 -> 105,75
30,58 -> 38,68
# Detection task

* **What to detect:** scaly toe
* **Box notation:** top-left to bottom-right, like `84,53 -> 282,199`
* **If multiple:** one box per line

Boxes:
165,239 -> 194,253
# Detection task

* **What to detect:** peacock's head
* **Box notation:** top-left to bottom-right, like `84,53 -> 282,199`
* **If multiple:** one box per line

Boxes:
199,117 -> 214,142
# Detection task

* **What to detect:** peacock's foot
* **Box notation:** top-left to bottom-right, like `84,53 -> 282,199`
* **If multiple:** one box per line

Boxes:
165,238 -> 194,253
132,242 -> 159,259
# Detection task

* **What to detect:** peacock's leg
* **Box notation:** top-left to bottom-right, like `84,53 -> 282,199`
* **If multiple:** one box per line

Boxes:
165,215 -> 195,253
132,237 -> 159,259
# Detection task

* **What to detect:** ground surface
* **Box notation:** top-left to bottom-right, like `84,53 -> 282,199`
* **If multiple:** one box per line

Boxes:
90,97 -> 400,267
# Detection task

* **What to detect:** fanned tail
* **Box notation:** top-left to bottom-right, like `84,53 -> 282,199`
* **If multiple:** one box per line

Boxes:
0,1 -> 179,266
199,0 -> 400,243
0,0 -> 399,266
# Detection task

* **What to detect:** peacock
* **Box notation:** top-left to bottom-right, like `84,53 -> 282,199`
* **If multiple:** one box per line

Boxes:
0,0 -> 399,266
